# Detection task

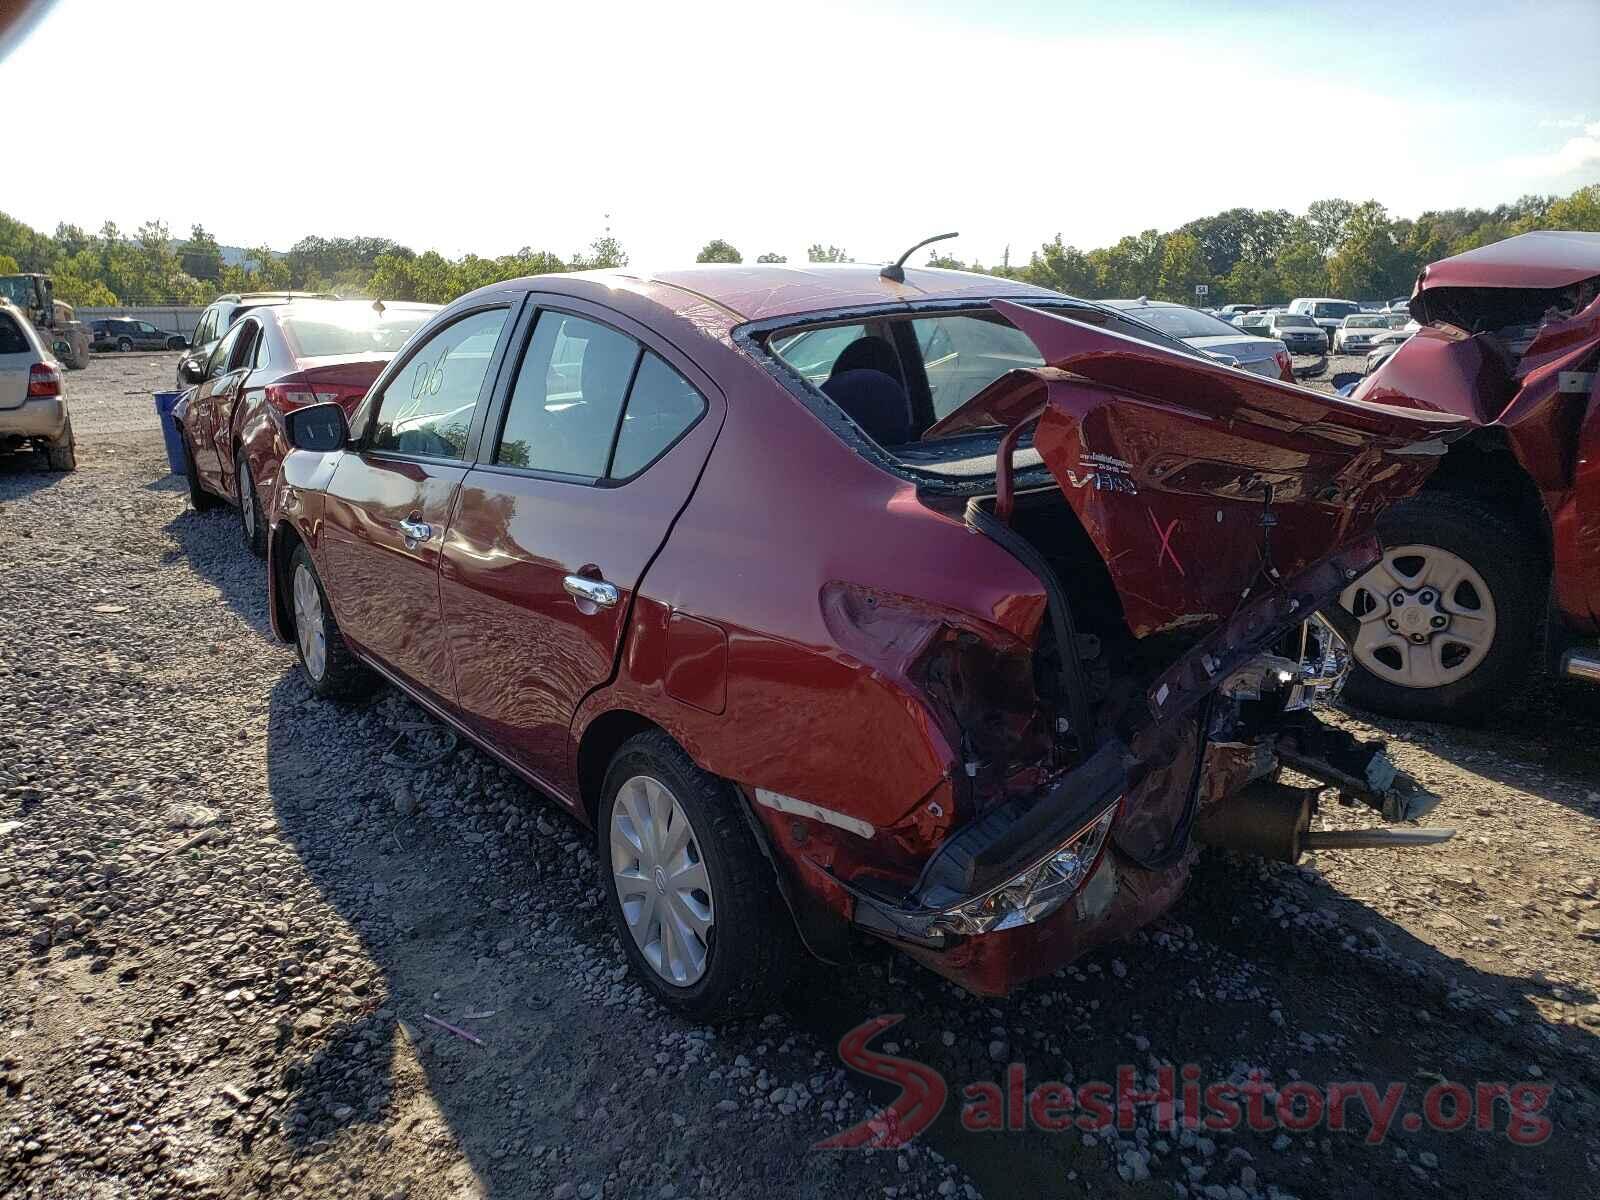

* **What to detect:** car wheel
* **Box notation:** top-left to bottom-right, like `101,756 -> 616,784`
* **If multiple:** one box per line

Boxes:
180,428 -> 219,511
1338,491 -> 1540,722
599,730 -> 796,1021
235,449 -> 266,558
288,543 -> 376,700
44,415 -> 76,472
117,337 -> 133,352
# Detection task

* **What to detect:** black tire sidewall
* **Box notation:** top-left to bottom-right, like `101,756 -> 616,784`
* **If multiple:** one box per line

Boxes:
118,338 -> 132,352
236,451 -> 265,556
1342,493 -> 1541,721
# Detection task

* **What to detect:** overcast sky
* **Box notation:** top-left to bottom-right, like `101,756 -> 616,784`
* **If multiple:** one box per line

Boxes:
4,0 -> 1598,268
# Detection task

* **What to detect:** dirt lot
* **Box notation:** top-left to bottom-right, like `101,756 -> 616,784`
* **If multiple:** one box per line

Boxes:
1,354 -> 1597,1200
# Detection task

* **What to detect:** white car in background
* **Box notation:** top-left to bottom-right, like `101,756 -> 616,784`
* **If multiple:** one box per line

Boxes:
1098,298 -> 1293,379
0,299 -> 75,470
1332,313 -> 1394,354
1287,297 -> 1362,347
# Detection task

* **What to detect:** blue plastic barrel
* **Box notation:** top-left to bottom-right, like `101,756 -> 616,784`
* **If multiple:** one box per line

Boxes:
152,391 -> 186,475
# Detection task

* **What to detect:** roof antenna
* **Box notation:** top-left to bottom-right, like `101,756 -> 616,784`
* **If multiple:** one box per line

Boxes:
881,232 -> 959,283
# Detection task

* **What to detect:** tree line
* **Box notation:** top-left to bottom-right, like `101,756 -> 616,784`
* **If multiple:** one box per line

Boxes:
2,183 -> 1596,312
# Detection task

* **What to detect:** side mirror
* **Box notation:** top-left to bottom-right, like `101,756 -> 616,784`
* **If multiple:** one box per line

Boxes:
284,402 -> 350,452
179,357 -> 206,385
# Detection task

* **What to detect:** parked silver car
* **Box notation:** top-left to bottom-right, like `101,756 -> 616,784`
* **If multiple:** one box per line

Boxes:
1098,299 -> 1291,379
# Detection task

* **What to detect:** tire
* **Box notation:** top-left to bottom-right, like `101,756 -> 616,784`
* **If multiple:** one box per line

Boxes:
180,429 -> 219,511
287,543 -> 376,701
44,415 -> 76,472
1339,491 -> 1541,722
117,337 -> 133,352
235,448 -> 266,558
598,730 -> 797,1021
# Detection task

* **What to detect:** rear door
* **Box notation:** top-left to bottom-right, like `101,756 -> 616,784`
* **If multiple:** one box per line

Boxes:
0,311 -> 33,411
318,304 -> 514,709
439,298 -> 721,790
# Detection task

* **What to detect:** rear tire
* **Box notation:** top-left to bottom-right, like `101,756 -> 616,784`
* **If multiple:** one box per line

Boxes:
117,337 -> 133,352
288,543 -> 376,701
44,416 -> 76,472
598,730 -> 796,1022
1339,491 -> 1541,722
235,449 -> 266,558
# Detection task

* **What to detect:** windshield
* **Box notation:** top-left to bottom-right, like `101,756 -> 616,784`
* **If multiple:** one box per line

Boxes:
1385,313 -> 1412,328
1124,305 -> 1241,340
0,277 -> 40,308
1276,314 -> 1317,328
279,305 -> 433,358
1345,315 -> 1386,328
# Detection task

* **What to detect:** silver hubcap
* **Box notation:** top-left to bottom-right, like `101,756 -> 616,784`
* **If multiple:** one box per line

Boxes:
238,457 -> 255,538
1341,543 -> 1496,689
292,564 -> 327,680
609,775 -> 714,986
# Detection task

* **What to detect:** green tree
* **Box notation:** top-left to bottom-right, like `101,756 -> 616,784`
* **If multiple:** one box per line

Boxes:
572,233 -> 628,270
1303,199 -> 1357,256
807,243 -> 849,263
1274,235 -> 1329,298
756,251 -> 787,263
1540,184 -> 1600,231
1328,201 -> 1414,298
1019,234 -> 1095,295
1223,256 -> 1281,305
0,253 -> 18,274
1155,232 -> 1212,302
695,239 -> 743,264
179,224 -> 223,282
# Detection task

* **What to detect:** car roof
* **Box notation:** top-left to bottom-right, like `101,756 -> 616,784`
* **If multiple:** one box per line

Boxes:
1418,230 -> 1600,292
513,263 -> 1066,324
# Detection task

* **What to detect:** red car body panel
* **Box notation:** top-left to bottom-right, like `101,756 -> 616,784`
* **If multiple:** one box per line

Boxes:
1357,233 -> 1600,634
266,266 -> 1456,997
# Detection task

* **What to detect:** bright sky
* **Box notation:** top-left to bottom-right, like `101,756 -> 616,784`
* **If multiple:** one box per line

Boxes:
4,0 -> 1598,268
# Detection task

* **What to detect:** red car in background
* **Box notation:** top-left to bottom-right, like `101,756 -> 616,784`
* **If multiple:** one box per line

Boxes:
263,264 -> 1466,1019
1338,232 -> 1600,719
174,300 -> 438,554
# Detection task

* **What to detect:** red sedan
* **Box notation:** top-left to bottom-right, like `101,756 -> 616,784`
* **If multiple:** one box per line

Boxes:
264,264 -> 1468,1019
174,300 -> 438,554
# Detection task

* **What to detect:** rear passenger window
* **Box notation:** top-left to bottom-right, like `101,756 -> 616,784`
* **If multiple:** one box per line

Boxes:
496,313 -> 638,476
0,314 -> 29,354
495,312 -> 707,480
610,354 -> 706,477
768,323 -> 867,384
371,307 -> 508,460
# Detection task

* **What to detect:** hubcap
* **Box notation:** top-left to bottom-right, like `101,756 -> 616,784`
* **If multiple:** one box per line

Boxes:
609,775 -> 714,986
238,458 -> 255,538
292,564 -> 327,680
1340,544 -> 1496,689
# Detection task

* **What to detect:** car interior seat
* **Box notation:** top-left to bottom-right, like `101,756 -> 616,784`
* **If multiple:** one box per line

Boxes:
821,336 -> 913,446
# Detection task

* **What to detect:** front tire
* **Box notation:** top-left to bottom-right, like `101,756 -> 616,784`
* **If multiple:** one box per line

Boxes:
180,429 -> 219,511
235,449 -> 266,558
288,544 -> 375,701
117,337 -> 133,352
1339,491 -> 1540,722
599,731 -> 796,1021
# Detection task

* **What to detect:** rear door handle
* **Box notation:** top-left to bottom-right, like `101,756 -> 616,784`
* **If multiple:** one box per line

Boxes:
399,517 -> 432,547
563,575 -> 619,608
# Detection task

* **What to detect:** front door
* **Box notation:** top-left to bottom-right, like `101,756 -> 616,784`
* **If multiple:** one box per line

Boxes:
318,305 -> 513,709
188,322 -> 251,489
440,301 -> 721,793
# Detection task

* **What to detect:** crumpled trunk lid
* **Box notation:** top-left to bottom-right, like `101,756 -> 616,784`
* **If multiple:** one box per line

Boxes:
941,300 -> 1471,638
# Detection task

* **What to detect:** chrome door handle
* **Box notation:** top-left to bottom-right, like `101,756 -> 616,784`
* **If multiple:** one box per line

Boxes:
563,575 -> 619,608
398,517 -> 432,546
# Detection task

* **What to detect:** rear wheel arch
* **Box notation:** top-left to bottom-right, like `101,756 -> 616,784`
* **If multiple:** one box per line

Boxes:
269,522 -> 307,641
576,708 -> 666,826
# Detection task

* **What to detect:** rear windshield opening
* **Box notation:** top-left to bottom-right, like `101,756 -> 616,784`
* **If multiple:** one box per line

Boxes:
763,302 -> 1205,448
280,306 -> 431,358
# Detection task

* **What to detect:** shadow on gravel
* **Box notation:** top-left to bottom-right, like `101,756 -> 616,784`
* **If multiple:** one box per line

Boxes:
143,473 -> 186,493
251,639 -> 1600,1200
1339,675 -> 1600,819
0,447 -> 66,500
161,506 -> 275,637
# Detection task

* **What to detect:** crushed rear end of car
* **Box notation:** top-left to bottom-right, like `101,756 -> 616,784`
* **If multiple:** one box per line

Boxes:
770,302 -> 1473,995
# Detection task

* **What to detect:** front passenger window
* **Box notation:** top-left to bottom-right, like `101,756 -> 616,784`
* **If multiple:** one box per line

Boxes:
371,308 -> 508,460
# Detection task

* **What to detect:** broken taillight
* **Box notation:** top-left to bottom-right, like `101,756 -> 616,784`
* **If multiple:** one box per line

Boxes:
27,363 -> 61,398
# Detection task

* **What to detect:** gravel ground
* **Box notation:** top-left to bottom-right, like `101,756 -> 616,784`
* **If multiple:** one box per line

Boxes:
2,355 -> 1597,1200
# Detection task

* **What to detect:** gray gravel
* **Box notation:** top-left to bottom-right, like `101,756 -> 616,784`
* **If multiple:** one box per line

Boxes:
1,354 -> 1596,1199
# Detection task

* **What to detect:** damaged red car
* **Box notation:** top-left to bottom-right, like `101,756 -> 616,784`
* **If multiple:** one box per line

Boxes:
1337,231 -> 1600,719
174,299 -> 438,554
264,264 -> 1464,1018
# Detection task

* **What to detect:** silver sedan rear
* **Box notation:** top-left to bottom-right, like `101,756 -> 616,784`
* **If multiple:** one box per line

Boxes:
1099,299 -> 1291,379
